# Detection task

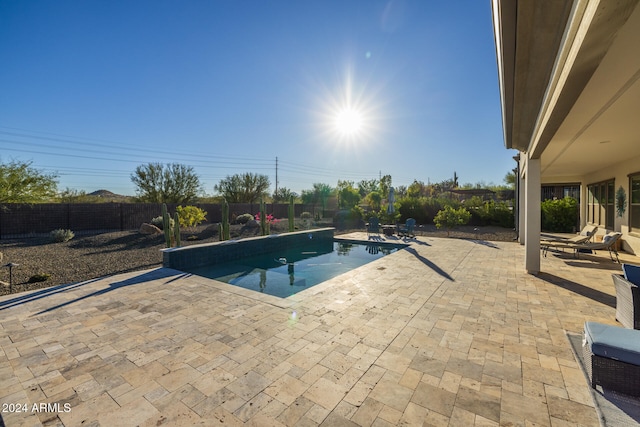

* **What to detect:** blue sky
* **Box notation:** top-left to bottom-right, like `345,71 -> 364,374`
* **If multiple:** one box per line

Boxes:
0,0 -> 515,197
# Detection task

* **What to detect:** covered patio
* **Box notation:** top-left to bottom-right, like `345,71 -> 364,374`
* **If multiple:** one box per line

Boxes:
492,0 -> 640,274
0,234 -> 633,426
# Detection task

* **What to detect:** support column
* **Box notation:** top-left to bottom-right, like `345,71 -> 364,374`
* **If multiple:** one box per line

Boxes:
518,166 -> 526,244
524,157 -> 541,274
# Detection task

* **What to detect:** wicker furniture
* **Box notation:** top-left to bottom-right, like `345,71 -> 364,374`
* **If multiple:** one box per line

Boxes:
613,274 -> 640,329
583,321 -> 640,396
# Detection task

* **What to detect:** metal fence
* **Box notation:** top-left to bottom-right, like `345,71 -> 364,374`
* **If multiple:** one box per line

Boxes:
0,203 -> 324,239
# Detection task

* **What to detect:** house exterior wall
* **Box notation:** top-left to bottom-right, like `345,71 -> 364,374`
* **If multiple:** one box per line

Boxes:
580,153 -> 640,255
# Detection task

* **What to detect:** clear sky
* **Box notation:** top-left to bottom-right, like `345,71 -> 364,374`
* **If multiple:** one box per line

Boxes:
0,0 -> 516,197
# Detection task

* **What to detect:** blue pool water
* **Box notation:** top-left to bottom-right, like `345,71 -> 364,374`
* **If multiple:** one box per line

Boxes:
187,240 -> 403,298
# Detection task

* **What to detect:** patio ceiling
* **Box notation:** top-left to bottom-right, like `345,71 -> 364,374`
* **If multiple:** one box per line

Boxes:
493,0 -> 640,181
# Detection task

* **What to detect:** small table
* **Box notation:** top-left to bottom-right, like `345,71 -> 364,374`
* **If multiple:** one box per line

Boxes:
382,225 -> 395,236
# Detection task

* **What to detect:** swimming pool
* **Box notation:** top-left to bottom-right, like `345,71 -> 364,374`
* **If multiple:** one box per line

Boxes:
185,240 -> 404,298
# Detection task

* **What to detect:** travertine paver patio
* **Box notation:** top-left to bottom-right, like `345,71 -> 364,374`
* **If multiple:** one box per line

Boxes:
0,232 -> 635,426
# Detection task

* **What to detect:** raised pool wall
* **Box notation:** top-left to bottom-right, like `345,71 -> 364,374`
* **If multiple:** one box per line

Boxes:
162,227 -> 335,271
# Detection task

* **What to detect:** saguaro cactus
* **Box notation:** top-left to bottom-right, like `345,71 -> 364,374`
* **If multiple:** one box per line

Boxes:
162,203 -> 171,248
221,199 -> 230,241
173,212 -> 181,247
288,195 -> 295,232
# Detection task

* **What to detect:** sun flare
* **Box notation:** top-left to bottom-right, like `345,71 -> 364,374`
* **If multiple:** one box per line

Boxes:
334,107 -> 364,137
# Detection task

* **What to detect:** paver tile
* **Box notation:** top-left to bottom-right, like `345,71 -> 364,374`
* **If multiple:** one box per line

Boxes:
0,233 -> 625,426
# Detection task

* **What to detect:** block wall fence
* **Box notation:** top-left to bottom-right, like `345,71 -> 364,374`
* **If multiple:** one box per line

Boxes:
0,203 -> 326,239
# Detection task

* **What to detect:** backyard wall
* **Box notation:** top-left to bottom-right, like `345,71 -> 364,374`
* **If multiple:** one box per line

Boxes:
0,203 -> 326,239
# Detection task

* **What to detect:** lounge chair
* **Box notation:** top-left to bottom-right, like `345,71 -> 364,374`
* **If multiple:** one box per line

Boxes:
543,231 -> 622,262
397,218 -> 416,238
541,225 -> 598,244
367,216 -> 380,238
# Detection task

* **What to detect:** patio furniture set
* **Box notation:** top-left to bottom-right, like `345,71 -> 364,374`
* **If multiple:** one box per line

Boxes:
583,263 -> 640,396
367,217 -> 416,239
540,226 -> 639,396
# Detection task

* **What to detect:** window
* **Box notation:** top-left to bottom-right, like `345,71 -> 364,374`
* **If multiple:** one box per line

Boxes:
587,179 -> 614,228
631,174 -> 640,232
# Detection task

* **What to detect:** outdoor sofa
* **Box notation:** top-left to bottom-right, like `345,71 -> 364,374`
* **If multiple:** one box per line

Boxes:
583,321 -> 640,396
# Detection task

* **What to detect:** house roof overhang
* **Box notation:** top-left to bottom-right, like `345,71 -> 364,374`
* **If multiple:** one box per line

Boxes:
492,0 -> 640,181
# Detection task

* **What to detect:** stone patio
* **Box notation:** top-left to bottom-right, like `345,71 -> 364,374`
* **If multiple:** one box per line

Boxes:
0,232 -> 635,426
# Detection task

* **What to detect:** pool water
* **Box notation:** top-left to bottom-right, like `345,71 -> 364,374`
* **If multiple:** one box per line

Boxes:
187,240 -> 402,298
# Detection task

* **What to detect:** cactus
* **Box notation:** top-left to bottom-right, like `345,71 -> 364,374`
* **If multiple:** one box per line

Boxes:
218,223 -> 224,241
260,198 -> 267,236
288,195 -> 295,232
162,203 -> 171,248
221,199 -> 230,241
173,212 -> 181,247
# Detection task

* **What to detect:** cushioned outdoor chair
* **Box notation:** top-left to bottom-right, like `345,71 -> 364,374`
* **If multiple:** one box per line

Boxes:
583,321 -> 640,396
613,264 -> 640,329
542,231 -> 622,262
397,218 -> 416,238
541,225 -> 598,244
367,216 -> 380,238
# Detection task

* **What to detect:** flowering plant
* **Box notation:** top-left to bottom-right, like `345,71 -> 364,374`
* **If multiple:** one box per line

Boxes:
255,213 -> 280,224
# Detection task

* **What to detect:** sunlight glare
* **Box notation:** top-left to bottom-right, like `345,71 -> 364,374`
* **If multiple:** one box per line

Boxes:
334,107 -> 364,137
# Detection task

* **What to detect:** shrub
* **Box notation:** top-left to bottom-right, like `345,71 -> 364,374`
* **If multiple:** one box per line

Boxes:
236,213 -> 254,224
28,273 -> 51,283
464,198 -> 515,228
50,229 -> 74,243
176,205 -> 207,231
541,197 -> 578,232
300,212 -> 312,220
333,207 -> 364,230
434,206 -> 471,236
151,215 -> 174,230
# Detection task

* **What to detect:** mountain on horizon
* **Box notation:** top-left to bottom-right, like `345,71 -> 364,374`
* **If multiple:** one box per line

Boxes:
88,189 -> 131,200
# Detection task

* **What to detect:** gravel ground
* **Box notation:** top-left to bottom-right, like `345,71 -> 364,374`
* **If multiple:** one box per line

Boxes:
0,223 -> 517,296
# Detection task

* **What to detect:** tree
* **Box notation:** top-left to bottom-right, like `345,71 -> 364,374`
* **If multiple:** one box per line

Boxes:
300,183 -> 334,217
358,179 -> 379,197
380,174 -> 392,198
434,206 -> 471,237
366,191 -> 382,211
272,187 -> 297,203
504,170 -> 517,188
0,160 -> 58,203
131,163 -> 202,203
336,180 -> 360,209
313,183 -> 333,217
214,173 -> 270,203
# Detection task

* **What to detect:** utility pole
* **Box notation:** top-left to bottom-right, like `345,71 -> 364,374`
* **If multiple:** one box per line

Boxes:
275,156 -> 279,202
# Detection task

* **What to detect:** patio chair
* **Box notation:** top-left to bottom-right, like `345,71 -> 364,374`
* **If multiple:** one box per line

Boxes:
367,216 -> 380,238
543,231 -> 622,262
541,225 -> 598,244
612,264 -> 640,329
397,218 -> 416,238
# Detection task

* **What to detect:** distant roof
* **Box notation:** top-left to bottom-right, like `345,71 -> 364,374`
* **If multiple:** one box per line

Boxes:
450,189 -> 496,195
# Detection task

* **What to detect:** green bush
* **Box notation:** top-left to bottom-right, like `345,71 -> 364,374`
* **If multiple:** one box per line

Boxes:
28,273 -> 51,283
236,213 -> 254,224
333,207 -> 364,230
464,198 -> 515,228
300,212 -> 312,219
151,215 -> 174,230
176,205 -> 207,230
50,229 -> 74,243
541,197 -> 578,232
434,206 -> 471,236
